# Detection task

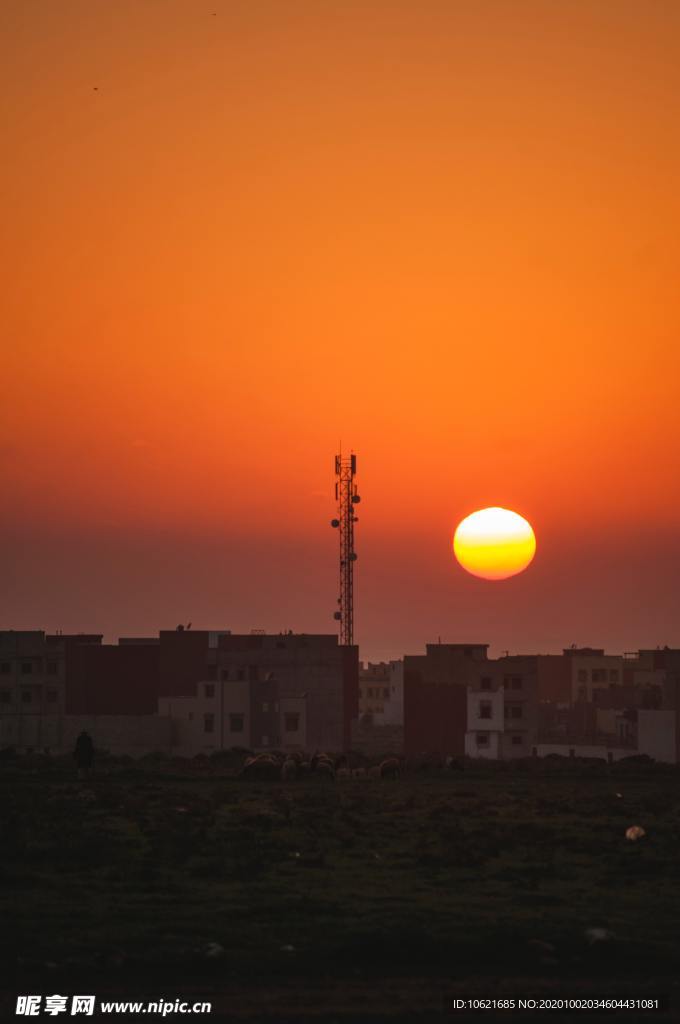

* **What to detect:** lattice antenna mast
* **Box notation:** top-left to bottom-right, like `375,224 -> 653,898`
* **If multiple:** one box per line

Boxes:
331,452 -> 360,645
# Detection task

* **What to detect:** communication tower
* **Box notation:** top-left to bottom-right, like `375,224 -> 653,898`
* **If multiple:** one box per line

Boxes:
330,452 -> 360,645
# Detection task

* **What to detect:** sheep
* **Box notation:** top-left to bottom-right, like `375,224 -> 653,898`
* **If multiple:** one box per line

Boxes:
314,760 -> 336,782
239,755 -> 281,781
379,757 -> 401,780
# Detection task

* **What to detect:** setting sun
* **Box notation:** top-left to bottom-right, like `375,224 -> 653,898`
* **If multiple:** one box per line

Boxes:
453,507 -> 536,581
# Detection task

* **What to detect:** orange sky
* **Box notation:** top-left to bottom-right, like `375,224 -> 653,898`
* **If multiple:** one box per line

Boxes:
3,0 -> 680,657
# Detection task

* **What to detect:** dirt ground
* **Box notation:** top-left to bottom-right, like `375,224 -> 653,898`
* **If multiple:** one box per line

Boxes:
2,751 -> 678,1021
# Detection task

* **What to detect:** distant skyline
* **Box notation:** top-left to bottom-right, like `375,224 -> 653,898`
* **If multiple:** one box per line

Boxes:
3,1 -> 680,659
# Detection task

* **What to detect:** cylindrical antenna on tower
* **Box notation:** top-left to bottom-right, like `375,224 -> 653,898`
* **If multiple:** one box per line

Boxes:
331,451 -> 359,645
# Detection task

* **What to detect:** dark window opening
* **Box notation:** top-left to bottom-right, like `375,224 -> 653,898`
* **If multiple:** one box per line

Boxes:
204,684 -> 215,698
204,713 -> 215,734
229,713 -> 245,733
284,713 -> 300,733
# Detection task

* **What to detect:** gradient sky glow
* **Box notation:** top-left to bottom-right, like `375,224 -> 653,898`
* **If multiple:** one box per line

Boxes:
3,1 -> 680,659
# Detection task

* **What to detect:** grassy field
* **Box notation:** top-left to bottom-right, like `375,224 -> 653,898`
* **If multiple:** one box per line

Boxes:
2,751 -> 680,1021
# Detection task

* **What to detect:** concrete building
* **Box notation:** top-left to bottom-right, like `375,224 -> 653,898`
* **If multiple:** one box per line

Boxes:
0,631 -> 71,721
0,627 -> 356,757
465,679 -> 504,758
404,644 -> 489,758
464,655 -> 539,759
0,631 -> 96,750
158,632 -> 357,755
638,709 -> 676,763
564,647 -> 625,704
359,660 -> 403,725
159,676 -> 308,756
212,633 -> 356,752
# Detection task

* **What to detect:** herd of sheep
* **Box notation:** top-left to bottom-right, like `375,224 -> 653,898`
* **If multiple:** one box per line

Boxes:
239,750 -> 403,782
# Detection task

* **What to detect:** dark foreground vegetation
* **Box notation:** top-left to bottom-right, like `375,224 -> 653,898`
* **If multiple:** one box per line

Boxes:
2,749 -> 680,1021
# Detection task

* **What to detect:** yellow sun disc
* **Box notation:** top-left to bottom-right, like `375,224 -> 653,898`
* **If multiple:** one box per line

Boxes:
453,507 -> 536,581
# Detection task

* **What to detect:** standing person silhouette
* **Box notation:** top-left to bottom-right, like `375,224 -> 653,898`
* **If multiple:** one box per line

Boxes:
73,730 -> 94,780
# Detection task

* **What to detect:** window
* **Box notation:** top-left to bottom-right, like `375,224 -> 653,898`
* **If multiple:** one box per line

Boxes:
262,702 -> 269,712
511,735 -> 523,746
479,701 -> 492,720
1,663 -> 11,674
383,688 -> 389,699
46,690 -> 58,703
368,688 -> 374,698
21,690 -> 32,704
511,676 -> 522,690
203,713 -> 215,734
476,732 -> 489,746
21,663 -> 33,675
261,735 -> 269,746
47,662 -> 58,675
284,712 -> 300,733
220,669 -> 229,681
504,705 -> 523,719
229,713 -> 244,733
236,669 -> 245,681
577,668 -> 588,682
609,669 -> 619,682
0,690 -> 10,703
480,677 -> 492,690
503,677 -> 510,690
276,641 -> 286,650
592,669 -> 607,682
204,684 -> 215,698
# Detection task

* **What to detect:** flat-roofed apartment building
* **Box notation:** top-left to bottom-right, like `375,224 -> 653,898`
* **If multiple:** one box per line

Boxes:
465,655 -> 538,759
359,660 -> 404,725
0,631 -> 101,751
159,632 -> 358,756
